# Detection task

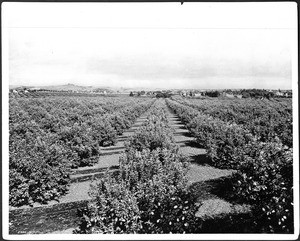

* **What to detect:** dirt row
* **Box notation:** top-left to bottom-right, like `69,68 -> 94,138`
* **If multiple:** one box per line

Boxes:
163,100 -> 251,220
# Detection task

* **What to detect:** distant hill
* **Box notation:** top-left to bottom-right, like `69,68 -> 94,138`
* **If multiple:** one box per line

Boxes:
9,84 -> 113,93
9,85 -> 33,90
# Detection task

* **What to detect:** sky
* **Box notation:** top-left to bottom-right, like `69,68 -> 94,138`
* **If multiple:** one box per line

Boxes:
3,2 -> 297,89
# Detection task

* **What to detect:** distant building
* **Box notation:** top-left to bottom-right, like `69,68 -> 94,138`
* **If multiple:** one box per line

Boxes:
28,87 -> 41,91
224,93 -> 234,98
275,91 -> 284,97
180,91 -> 187,97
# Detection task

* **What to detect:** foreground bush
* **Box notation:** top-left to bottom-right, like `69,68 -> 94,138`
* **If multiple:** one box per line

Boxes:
75,148 -> 201,234
75,100 -> 202,233
231,141 -> 293,233
75,176 -> 142,234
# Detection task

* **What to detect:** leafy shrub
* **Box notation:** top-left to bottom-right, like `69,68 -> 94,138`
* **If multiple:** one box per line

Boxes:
59,124 -> 99,168
75,148 -> 201,234
231,141 -> 293,233
172,96 -> 293,148
167,99 -> 254,169
9,96 -> 154,206
187,115 -> 216,145
74,175 -> 142,234
127,102 -> 176,152
75,100 -> 202,233
136,175 -> 201,234
9,133 -> 71,206
127,120 -> 176,152
205,123 -> 253,169
110,113 -> 131,135
118,148 -> 188,191
167,98 -> 294,233
90,117 -> 118,146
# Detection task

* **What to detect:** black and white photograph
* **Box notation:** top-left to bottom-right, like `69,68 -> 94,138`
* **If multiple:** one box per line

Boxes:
2,2 -> 298,239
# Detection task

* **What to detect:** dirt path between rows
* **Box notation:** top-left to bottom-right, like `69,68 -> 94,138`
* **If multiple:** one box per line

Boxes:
163,99 -> 251,220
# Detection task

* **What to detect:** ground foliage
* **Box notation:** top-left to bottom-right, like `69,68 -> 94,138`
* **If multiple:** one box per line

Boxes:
9,96 -> 153,206
74,100 -> 202,234
173,96 -> 292,147
167,98 -> 294,233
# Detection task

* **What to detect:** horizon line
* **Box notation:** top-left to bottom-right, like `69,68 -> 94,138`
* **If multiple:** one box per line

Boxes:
8,84 -> 292,91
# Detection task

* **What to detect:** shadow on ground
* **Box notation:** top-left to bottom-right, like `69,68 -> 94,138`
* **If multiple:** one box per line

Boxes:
188,177 -> 256,233
189,153 -> 213,166
9,200 -> 87,234
180,131 -> 194,137
198,212 -> 256,233
185,140 -> 206,149
189,176 -> 237,203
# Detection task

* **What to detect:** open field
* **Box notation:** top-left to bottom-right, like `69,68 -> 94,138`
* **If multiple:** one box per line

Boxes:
8,94 -> 294,234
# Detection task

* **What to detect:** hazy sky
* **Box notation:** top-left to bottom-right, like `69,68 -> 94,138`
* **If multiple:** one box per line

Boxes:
3,2 -> 297,89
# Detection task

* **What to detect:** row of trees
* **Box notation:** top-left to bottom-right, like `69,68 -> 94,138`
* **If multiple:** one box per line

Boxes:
9,96 -> 154,206
75,99 -> 202,233
129,91 -> 172,98
167,99 -> 293,233
173,96 -> 293,147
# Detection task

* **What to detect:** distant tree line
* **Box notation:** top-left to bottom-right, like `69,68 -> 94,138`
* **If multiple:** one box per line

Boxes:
155,92 -> 172,98
129,91 -> 172,98
240,89 -> 274,99
130,91 -> 146,97
204,89 -> 277,99
205,91 -> 221,97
